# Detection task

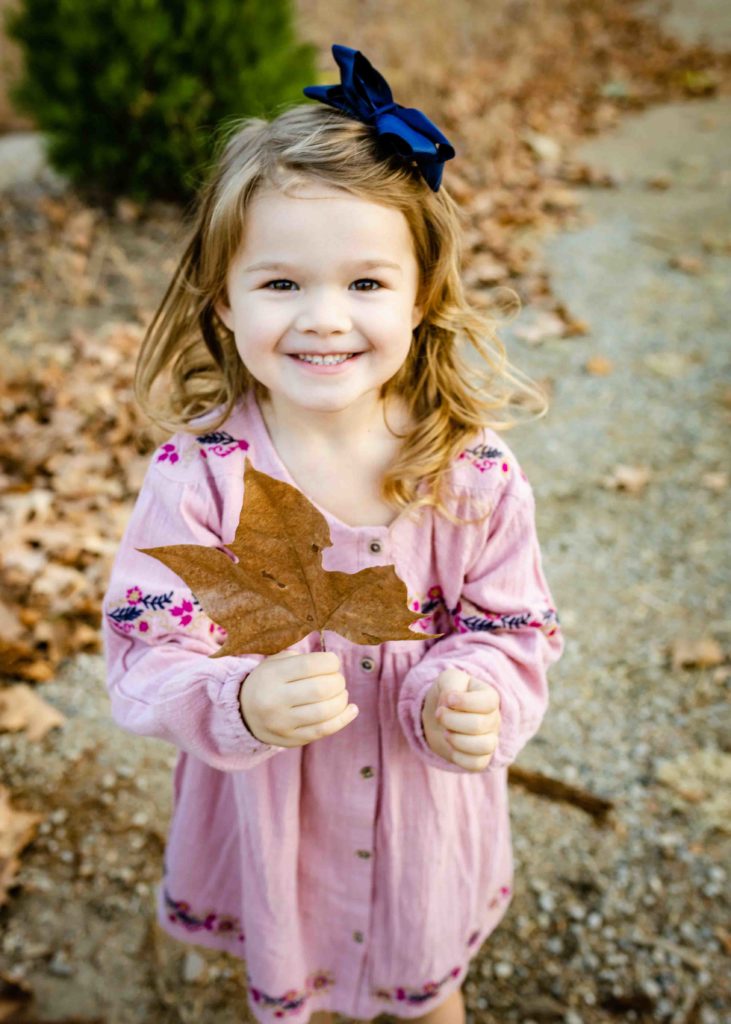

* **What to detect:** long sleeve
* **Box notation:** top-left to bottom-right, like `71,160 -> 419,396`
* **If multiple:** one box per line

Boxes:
101,445 -> 288,772
397,483 -> 564,775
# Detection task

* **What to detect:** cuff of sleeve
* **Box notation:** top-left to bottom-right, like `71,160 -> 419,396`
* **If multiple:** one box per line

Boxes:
216,658 -> 289,764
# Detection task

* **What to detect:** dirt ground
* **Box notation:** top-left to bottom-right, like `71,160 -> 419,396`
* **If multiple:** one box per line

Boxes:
1,1 -> 730,1023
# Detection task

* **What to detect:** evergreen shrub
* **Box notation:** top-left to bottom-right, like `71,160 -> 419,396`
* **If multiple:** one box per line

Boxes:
5,0 -> 318,204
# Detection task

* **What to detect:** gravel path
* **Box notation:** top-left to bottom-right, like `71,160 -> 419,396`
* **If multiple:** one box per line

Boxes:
1,9 -> 730,1024
496,93 -> 731,1022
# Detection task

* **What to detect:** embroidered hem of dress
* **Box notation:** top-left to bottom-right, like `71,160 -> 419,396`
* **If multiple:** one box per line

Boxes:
154,880 -> 251,966
154,878 -> 515,1022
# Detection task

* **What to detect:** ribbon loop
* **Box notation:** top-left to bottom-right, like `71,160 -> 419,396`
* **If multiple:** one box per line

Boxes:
303,44 -> 455,192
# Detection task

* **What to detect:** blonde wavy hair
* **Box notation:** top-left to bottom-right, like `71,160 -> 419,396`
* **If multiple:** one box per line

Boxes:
135,103 -> 549,525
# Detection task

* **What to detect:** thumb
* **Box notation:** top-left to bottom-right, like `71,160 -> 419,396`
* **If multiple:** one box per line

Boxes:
436,667 -> 471,711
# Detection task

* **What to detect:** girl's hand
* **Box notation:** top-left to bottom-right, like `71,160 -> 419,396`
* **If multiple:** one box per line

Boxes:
421,667 -> 501,771
239,650 -> 359,747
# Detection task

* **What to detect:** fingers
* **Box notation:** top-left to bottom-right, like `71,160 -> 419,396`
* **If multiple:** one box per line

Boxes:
290,688 -> 359,734
449,748 -> 495,772
436,700 -> 501,771
285,651 -> 341,680
443,728 -> 498,756
436,706 -> 501,733
290,671 -> 348,708
443,684 -> 500,713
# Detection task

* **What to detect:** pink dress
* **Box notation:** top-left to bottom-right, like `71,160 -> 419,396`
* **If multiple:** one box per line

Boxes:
101,389 -> 564,1022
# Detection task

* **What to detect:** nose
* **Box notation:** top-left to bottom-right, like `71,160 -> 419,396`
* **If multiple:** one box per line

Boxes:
293,286 -> 352,337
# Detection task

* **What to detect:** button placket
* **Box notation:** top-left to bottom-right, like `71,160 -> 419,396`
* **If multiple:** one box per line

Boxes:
352,621 -> 378,950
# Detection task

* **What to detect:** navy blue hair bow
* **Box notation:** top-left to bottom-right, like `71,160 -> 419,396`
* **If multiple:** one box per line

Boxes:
302,44 -> 455,192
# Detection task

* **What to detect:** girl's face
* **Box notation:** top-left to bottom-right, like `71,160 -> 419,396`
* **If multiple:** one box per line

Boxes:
215,181 -> 423,418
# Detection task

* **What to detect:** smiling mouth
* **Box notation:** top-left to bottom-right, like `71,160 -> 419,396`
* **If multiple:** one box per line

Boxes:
290,353 -> 361,365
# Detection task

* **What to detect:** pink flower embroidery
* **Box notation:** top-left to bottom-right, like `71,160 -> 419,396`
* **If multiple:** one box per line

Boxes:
459,442 -> 509,475
156,443 -> 179,464
126,586 -> 143,604
196,432 -> 250,459
171,599 -> 194,626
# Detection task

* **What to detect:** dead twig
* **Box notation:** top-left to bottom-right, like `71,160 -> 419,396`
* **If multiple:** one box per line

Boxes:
508,765 -> 615,824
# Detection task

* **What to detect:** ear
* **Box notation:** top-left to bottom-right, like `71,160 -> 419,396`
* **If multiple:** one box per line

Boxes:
214,297 -> 234,332
411,302 -> 424,331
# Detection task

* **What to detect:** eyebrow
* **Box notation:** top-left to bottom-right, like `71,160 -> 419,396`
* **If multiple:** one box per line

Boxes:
244,259 -> 403,274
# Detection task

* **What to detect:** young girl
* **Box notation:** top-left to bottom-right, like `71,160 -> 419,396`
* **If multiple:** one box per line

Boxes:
102,45 -> 564,1024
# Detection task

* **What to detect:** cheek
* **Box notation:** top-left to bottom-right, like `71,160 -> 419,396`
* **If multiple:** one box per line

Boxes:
369,301 -> 415,340
232,300 -> 288,348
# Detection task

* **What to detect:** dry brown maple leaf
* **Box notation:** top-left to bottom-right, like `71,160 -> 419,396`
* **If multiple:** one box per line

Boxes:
138,458 -> 442,657
0,782 -> 44,908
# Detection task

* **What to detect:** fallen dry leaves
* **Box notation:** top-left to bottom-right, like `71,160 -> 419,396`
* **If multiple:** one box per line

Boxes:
585,354 -> 614,376
0,319 -> 161,686
600,463 -> 653,493
0,783 -> 43,908
670,635 -> 725,672
655,749 -> 731,833
0,685 -> 66,741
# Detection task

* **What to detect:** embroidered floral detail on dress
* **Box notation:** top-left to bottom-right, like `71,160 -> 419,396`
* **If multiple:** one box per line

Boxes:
156,443 -> 179,464
153,439 -> 199,469
464,883 -> 512,949
458,442 -> 510,476
107,587 -> 177,630
106,586 -> 228,641
247,970 -> 336,1018
488,883 -> 512,910
153,432 -> 249,469
374,965 -> 463,1006
408,585 -> 452,636
452,599 -> 561,638
196,431 -> 250,459
373,883 -> 512,1007
164,885 -> 245,942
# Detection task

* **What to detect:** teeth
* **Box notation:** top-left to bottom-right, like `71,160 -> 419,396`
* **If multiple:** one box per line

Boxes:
297,353 -> 353,365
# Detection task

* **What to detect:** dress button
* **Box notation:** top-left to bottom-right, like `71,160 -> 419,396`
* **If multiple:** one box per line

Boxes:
356,849 -> 372,859
360,766 -> 374,778
360,657 -> 375,672
368,540 -> 382,554
353,930 -> 364,943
